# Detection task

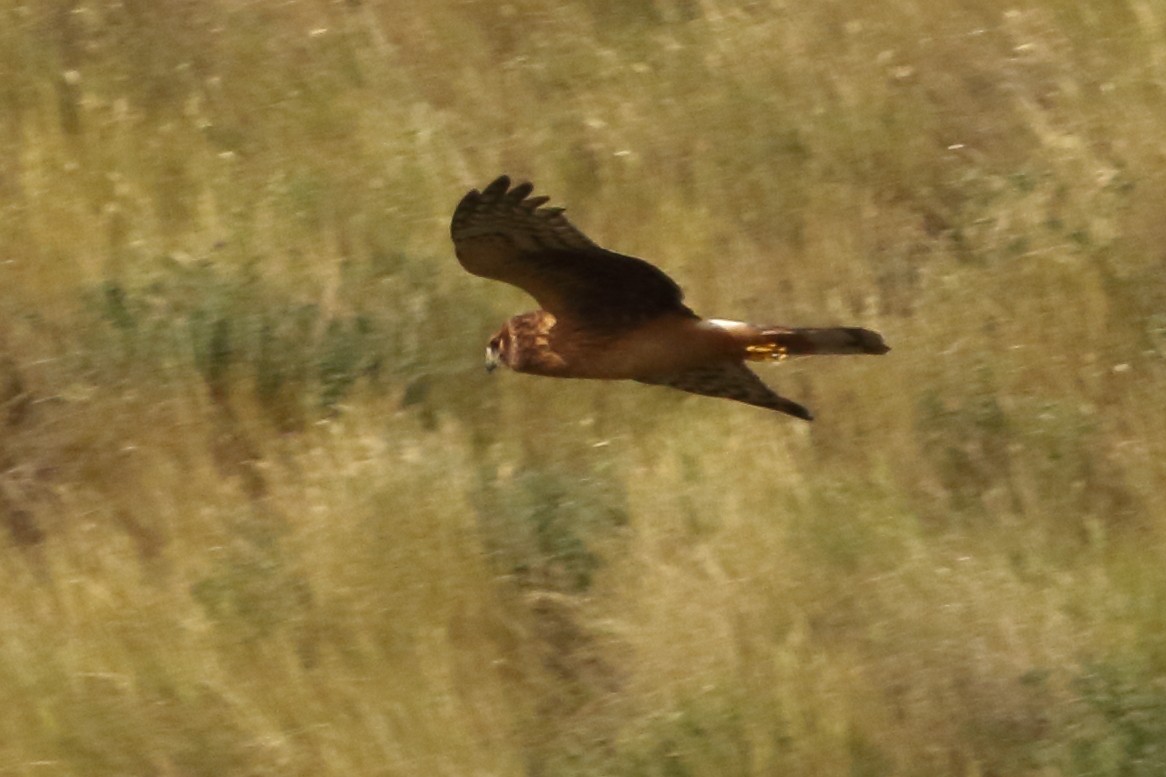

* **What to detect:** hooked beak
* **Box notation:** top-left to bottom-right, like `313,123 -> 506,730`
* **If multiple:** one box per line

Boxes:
485,346 -> 501,373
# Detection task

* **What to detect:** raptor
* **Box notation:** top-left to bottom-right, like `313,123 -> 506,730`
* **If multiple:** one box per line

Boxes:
451,176 -> 888,420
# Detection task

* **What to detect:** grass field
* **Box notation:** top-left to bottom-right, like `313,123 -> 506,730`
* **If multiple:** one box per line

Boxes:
2,1 -> 1166,775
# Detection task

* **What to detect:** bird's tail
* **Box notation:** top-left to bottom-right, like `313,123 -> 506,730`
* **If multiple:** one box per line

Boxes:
744,326 -> 890,361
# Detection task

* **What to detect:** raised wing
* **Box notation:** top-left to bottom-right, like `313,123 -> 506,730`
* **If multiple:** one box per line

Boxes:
450,176 -> 695,328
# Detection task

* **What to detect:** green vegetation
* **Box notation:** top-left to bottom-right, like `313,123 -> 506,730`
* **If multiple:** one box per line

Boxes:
2,1 -> 1165,774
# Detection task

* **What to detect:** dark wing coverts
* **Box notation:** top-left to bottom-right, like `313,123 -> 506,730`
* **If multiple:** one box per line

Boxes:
451,176 -> 695,327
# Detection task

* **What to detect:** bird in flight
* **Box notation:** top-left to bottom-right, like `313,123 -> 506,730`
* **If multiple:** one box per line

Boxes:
450,176 -> 889,421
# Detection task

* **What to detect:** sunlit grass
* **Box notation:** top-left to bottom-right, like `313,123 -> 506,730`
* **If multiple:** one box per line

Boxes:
2,0 -> 1165,775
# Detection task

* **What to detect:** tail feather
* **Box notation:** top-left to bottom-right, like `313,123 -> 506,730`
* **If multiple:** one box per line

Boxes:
745,326 -> 890,360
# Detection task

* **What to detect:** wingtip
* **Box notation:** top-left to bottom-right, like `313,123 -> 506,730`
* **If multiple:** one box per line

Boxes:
506,180 -> 535,203
483,174 -> 511,194
477,175 -> 545,209
779,398 -> 814,421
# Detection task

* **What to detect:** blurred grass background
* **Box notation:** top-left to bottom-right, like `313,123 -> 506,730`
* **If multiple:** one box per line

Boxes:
2,0 -> 1166,775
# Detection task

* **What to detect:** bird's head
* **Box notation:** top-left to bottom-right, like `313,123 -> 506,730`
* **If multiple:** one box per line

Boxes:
485,327 -> 510,373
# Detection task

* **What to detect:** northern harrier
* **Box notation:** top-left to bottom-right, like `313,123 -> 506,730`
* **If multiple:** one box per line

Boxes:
451,176 -> 889,421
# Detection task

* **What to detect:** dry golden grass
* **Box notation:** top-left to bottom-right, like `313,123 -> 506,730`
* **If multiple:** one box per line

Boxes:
2,0 -> 1166,775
